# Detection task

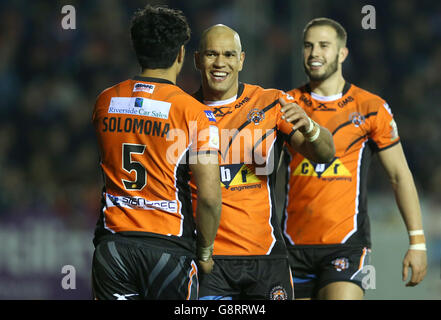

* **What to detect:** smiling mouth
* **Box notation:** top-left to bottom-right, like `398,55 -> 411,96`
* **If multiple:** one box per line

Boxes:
210,71 -> 228,81
308,61 -> 324,70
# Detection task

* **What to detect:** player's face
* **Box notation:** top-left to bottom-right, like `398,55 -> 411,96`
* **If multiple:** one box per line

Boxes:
196,31 -> 245,100
303,26 -> 342,82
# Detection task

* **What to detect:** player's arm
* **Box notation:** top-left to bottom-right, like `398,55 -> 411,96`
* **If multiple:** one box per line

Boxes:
279,97 -> 335,163
189,152 -> 222,274
377,142 -> 427,286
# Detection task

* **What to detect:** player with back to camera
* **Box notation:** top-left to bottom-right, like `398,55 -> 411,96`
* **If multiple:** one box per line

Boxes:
281,17 -> 427,300
191,24 -> 335,300
91,5 -> 221,300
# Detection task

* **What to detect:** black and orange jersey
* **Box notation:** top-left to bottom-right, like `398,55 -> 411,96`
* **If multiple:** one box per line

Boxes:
282,83 -> 400,247
92,76 -> 219,252
192,82 -> 295,258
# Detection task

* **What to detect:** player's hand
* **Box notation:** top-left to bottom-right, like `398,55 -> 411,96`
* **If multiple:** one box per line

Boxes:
280,97 -> 311,134
402,249 -> 427,286
198,258 -> 215,274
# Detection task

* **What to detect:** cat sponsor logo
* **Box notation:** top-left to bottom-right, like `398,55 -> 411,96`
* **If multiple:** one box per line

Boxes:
292,158 -> 352,181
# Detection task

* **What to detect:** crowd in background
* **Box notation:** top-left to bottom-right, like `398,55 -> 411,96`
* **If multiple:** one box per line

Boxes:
0,0 -> 440,230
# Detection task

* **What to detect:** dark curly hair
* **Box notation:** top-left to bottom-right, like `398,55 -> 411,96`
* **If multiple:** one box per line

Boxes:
130,5 -> 191,70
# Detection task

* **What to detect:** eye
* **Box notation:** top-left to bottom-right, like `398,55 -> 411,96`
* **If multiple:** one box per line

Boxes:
205,51 -> 217,57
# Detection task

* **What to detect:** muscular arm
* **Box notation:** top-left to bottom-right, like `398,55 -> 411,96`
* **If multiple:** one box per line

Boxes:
280,98 -> 335,163
189,152 -> 222,273
377,142 -> 427,286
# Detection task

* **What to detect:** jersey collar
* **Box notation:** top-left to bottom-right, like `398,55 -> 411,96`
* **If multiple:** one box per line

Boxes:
194,82 -> 245,103
133,76 -> 175,85
306,82 -> 352,101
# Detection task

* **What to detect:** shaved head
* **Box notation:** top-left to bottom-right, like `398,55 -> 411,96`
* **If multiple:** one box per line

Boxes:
198,24 -> 242,52
195,24 -> 245,100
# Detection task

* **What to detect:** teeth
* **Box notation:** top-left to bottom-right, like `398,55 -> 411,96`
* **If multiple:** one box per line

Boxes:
310,62 -> 323,67
212,72 -> 227,77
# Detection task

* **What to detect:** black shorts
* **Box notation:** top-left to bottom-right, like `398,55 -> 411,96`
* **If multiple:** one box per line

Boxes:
92,235 -> 198,300
288,245 -> 371,299
199,258 -> 294,300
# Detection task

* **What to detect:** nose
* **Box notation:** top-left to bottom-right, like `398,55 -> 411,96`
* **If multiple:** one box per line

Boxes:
310,44 -> 321,57
213,54 -> 226,68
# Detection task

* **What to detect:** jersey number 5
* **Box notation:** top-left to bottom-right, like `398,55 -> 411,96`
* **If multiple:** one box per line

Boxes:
122,143 -> 146,190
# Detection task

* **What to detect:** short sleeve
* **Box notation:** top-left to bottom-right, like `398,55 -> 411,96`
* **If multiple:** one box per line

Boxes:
370,101 -> 400,150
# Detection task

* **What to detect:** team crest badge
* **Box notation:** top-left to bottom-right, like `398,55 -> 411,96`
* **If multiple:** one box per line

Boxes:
331,257 -> 349,272
247,108 -> 265,125
269,286 -> 288,300
349,112 -> 365,127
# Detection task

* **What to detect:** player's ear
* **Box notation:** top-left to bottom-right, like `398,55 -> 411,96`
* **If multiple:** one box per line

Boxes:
194,51 -> 201,71
177,45 -> 185,64
339,46 -> 348,64
238,51 -> 245,71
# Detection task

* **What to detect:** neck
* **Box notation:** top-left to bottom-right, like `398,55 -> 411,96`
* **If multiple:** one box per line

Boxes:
202,81 -> 238,101
309,72 -> 346,97
139,68 -> 177,84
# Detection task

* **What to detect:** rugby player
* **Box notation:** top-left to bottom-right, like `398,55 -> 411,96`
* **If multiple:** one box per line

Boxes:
282,18 -> 427,300
192,24 -> 335,300
91,5 -> 221,300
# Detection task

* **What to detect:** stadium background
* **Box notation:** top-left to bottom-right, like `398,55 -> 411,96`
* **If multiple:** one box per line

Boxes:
0,0 -> 440,299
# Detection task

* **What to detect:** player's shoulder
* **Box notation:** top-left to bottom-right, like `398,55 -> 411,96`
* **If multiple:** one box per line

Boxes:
169,86 -> 209,113
167,87 -> 216,125
244,83 -> 279,95
95,79 -> 133,101
287,84 -> 309,99
170,85 -> 201,104
242,83 -> 289,104
349,84 -> 386,105
348,84 -> 392,115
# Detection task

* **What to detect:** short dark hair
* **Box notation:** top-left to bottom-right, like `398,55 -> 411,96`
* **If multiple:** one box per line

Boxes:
303,18 -> 347,47
130,5 -> 190,70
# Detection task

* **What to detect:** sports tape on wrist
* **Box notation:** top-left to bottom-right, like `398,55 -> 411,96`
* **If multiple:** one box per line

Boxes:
304,117 -> 314,134
306,125 -> 320,142
409,243 -> 426,251
409,230 -> 424,236
197,243 -> 214,261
